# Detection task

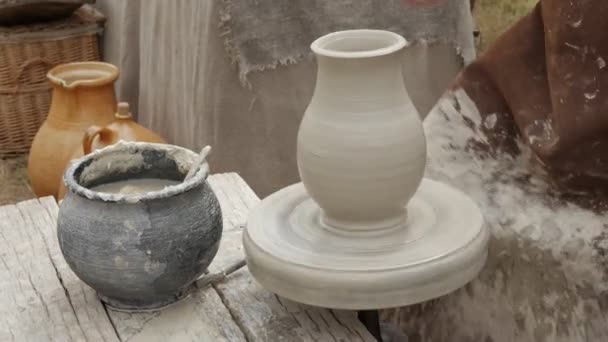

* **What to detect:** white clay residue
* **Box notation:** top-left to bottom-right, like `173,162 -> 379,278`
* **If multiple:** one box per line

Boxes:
413,88 -> 608,341
79,141 -> 197,187
525,119 -> 555,147
483,113 -> 498,130
68,141 -> 211,203
569,18 -> 582,28
431,88 -> 607,263
80,151 -> 145,186
92,178 -> 181,194
597,57 -> 606,70
584,90 -> 598,100
564,42 -> 580,51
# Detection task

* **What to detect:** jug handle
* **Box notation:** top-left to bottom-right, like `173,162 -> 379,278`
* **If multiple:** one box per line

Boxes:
83,126 -> 116,155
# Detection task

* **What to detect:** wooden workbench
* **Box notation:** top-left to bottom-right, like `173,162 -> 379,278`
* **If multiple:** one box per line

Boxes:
0,173 -> 375,341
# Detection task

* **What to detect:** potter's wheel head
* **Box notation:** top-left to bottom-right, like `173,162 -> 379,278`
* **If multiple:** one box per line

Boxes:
243,178 -> 488,310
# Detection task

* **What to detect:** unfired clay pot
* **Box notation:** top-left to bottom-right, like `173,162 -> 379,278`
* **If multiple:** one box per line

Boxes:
28,61 -> 118,198
57,141 -> 222,311
244,30 -> 487,312
297,29 -> 426,230
57,102 -> 166,199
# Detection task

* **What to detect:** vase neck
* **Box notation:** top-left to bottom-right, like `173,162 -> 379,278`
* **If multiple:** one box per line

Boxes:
313,53 -> 406,103
48,85 -> 117,124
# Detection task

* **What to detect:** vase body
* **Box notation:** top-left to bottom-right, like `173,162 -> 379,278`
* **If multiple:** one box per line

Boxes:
297,30 -> 426,230
57,102 -> 166,199
28,62 -> 118,198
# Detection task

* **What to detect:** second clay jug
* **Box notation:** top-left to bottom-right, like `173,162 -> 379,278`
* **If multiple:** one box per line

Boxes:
57,102 -> 166,199
28,62 -> 119,198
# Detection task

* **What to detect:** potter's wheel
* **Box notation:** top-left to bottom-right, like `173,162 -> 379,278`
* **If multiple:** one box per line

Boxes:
243,178 -> 489,310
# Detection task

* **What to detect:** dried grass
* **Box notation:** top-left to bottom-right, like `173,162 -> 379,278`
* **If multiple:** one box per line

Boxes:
473,0 -> 537,51
0,154 -> 34,206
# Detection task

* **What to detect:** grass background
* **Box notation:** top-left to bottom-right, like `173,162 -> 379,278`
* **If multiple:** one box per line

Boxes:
473,0 -> 537,51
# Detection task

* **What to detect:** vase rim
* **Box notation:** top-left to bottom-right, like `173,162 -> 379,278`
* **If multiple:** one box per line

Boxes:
311,29 -> 408,59
63,141 -> 209,203
47,61 -> 119,90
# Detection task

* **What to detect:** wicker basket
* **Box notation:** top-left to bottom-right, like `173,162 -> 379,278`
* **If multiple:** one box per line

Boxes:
0,0 -> 96,25
0,4 -> 105,156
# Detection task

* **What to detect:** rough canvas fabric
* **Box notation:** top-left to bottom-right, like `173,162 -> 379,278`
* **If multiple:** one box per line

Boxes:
455,0 -> 608,194
219,0 -> 475,83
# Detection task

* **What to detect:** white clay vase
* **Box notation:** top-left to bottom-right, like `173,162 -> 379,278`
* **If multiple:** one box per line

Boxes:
297,29 -> 426,231
243,29 -> 487,311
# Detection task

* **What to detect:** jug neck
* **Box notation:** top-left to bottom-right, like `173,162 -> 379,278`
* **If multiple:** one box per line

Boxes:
47,85 -> 117,124
313,54 -> 406,101
114,101 -> 134,121
309,29 -> 409,105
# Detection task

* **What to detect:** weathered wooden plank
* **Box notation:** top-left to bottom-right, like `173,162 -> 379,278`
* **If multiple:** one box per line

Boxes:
0,198 -> 119,341
103,173 -> 254,342
107,172 -> 375,341
107,289 -> 247,342
25,197 -> 120,342
206,174 -> 376,341
206,173 -> 260,275
216,269 -> 376,342
2,172 -> 374,341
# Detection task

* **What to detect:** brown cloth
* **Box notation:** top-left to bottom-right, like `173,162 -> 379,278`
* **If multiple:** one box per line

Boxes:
455,0 -> 608,193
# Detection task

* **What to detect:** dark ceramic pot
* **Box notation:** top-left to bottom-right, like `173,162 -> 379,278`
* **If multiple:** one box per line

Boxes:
58,141 -> 222,312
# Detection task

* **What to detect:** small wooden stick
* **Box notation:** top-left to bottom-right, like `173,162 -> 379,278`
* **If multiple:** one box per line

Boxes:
195,259 -> 247,289
185,145 -> 212,181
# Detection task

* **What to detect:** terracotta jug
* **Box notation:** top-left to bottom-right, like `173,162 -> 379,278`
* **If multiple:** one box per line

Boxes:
57,102 -> 167,199
28,62 -> 119,198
